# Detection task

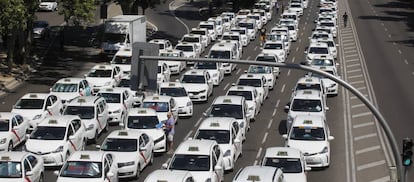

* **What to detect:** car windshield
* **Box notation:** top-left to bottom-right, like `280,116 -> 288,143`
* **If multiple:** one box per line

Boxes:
296,83 -> 322,91
320,22 -> 335,27
142,102 -> 169,112
291,99 -> 323,112
182,37 -> 199,43
0,161 -> 22,178
227,91 -> 253,100
14,99 -> 44,109
0,120 -> 9,132
111,56 -> 131,64
222,35 -> 239,41
264,158 -> 303,173
160,52 -> 180,57
309,47 -> 328,54
101,138 -> 137,152
52,83 -> 78,92
247,16 -> 260,20
238,78 -> 262,87
231,29 -> 246,35
191,30 -> 206,35
311,59 -> 334,66
282,15 -> 297,20
64,106 -> 95,119
256,56 -> 277,62
30,126 -> 66,140
175,45 -> 193,52
209,104 -> 243,119
291,4 -> 302,8
118,79 -> 130,87
290,127 -> 326,140
60,161 -> 102,178
87,69 -> 112,78
170,154 -> 210,171
195,62 -> 218,69
267,34 -> 286,41
287,25 -> 295,30
312,34 -> 329,39
196,129 -> 230,144
97,93 -> 121,103
209,50 -> 231,59
181,75 -> 206,84
127,116 -> 160,129
160,87 -> 188,97
238,23 -> 254,29
199,24 -> 213,30
248,65 -> 272,74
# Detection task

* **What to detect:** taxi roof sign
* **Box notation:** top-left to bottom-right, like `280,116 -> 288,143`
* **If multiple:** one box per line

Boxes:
168,83 -> 176,86
138,109 -> 147,114
80,154 -> 90,159
303,90 -> 313,94
105,88 -> 114,92
77,98 -> 86,103
303,120 -> 313,124
188,146 -> 199,151
237,86 -> 244,90
64,78 -> 71,82
29,94 -> 37,98
210,122 -> 220,127
223,99 -> 232,103
152,96 -> 160,100
305,78 -> 313,82
247,175 -> 261,181
277,151 -> 288,156
0,156 -> 11,161
157,180 -> 167,182
118,131 -> 128,136
99,65 -> 106,69
48,119 -> 58,124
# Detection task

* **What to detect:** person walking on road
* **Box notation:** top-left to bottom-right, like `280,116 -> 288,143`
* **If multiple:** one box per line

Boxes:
343,12 -> 349,27
276,2 -> 280,14
165,112 -> 175,154
259,27 -> 267,46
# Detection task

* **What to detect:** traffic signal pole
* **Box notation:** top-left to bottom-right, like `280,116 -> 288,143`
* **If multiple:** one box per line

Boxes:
139,56 -> 406,182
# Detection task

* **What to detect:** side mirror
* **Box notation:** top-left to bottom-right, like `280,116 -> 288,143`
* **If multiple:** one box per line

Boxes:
53,170 -> 59,176
98,113 -> 104,118
282,134 -> 288,139
244,70 -> 247,73
69,135 -> 75,140
79,88 -> 84,93
106,172 -> 115,177
49,88 -> 52,92
234,139 -> 241,143
232,83 -> 236,86
84,74 -> 87,78
305,166 -> 312,171
328,136 -> 335,140
325,107 -> 329,111
304,50 -> 308,54
284,105 -> 290,113
203,112 -> 208,117
246,113 -> 252,118
26,171 -> 33,176
96,145 -> 101,149
139,147 -> 147,151
214,165 -> 223,171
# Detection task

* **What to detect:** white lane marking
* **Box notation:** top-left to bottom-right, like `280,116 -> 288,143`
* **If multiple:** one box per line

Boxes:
254,46 -> 258,51
296,47 -> 299,52
305,22 -> 307,25
291,57 -> 295,63
276,99 -> 280,107
345,49 -> 358,53
352,112 -> 371,118
357,86 -> 367,90
348,74 -> 363,79
388,34 -> 391,38
343,42 -> 355,46
345,54 -> 358,58
393,42 -> 397,45
298,39 -> 302,43
404,59 -> 408,65
300,32 -> 304,36
272,108 -> 277,116
355,145 -> 381,155
381,23 -> 385,26
184,130 -> 193,141
354,133 -> 377,141
253,160 -> 258,165
267,119 -> 273,129
357,160 -> 386,171
256,147 -> 263,159
195,117 -> 203,127
342,39 -> 354,43
371,176 -> 392,182
350,95 -> 368,100
344,46 -> 356,50
262,132 -> 268,144
236,68 -> 241,74
384,28 -> 388,32
287,69 -> 291,76
353,121 -> 375,129
223,83 -> 230,91
247,56 -> 251,60
398,49 -> 402,54
346,58 -> 360,62
349,80 -> 365,85
351,103 -> 365,108
347,68 -> 362,73
281,84 -> 285,93
346,63 -> 360,68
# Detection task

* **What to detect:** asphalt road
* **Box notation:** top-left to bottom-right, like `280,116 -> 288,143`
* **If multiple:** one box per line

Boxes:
0,0 -> 406,181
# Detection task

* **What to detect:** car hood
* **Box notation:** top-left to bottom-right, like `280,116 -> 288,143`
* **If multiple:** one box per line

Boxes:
288,140 -> 327,154
262,49 -> 284,56
11,109 -> 43,120
284,173 -> 307,182
218,144 -> 232,154
0,132 -> 11,140
129,128 -> 164,140
182,52 -> 196,58
190,171 -> 213,182
25,139 -> 65,154
182,84 -> 208,92
107,103 -> 123,112
245,100 -> 255,108
86,77 -> 111,87
50,92 -> 79,101
173,97 -> 191,107
107,151 -> 138,163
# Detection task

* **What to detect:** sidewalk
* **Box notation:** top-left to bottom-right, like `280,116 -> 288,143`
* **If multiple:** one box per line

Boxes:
0,3 -> 156,97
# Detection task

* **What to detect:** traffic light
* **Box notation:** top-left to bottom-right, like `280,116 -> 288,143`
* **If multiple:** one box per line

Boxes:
402,138 -> 413,166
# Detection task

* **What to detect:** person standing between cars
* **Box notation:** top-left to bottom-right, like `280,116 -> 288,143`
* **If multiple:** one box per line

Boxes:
276,2 -> 279,14
165,112 -> 175,154
260,27 -> 267,46
343,12 -> 348,27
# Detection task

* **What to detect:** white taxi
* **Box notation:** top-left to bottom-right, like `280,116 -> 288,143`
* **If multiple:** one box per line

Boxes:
180,69 -> 213,102
159,82 -> 193,117
55,151 -> 118,182
159,49 -> 186,74
149,39 -> 173,51
0,152 -> 44,182
96,88 -> 134,124
208,42 -> 238,75
142,95 -> 178,123
190,28 -> 210,47
181,34 -> 204,53
162,139 -> 225,182
262,147 -> 310,182
111,47 -> 132,75
207,17 -> 223,36
309,55 -> 337,69
199,21 -> 218,41
283,115 -> 334,168
279,20 -> 298,41
25,115 -> 86,166
0,112 -> 29,151
194,61 -> 224,86
205,96 -> 251,141
175,42 -> 200,64
247,65 -> 278,91
267,32 -> 291,55
261,40 -> 286,63
85,65 -> 122,94
254,53 -> 281,77
305,42 -> 331,65
293,76 -> 326,97
236,74 -> 269,104
226,85 -> 261,121
63,96 -> 109,143
232,166 -> 286,182
98,130 -> 153,179
125,108 -> 167,153
157,62 -> 171,84
311,67 -> 340,97
50,77 -> 93,104
230,27 -> 249,46
237,19 -> 257,40
11,93 -> 63,131
220,31 -> 243,55
312,37 -> 337,59
194,117 -> 243,171
144,170 -> 194,182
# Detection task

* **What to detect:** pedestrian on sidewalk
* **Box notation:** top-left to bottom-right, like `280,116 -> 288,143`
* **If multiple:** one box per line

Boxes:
343,12 -> 349,27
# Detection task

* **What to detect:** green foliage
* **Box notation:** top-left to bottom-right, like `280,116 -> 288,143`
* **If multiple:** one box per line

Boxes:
0,0 -> 27,34
59,0 -> 97,26
114,0 -> 164,15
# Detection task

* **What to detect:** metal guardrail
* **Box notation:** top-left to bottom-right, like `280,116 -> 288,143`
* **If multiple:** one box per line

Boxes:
139,55 -> 405,182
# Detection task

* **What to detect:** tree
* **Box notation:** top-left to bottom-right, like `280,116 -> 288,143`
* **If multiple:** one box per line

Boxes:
59,0 -> 96,26
114,0 -> 164,15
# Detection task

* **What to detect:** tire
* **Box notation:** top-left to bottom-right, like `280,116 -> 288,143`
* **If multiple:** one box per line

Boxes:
149,152 -> 154,166
103,122 -> 108,133
7,142 -> 13,151
135,164 -> 141,179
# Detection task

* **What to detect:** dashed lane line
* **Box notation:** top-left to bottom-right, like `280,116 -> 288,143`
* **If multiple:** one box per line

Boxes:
256,147 -> 263,159
397,49 -> 402,54
184,130 -> 193,141
354,133 -> 377,141
353,121 -> 375,129
371,176 -> 392,182
357,160 -> 386,171
348,74 -> 363,79
347,68 -> 362,73
351,103 -> 365,109
276,99 -> 280,107
272,108 -> 277,117
349,80 -> 365,85
291,57 -> 295,63
223,83 -> 230,91
404,59 -> 408,65
287,69 -> 291,76
346,63 -> 360,68
355,145 -> 381,155
194,117 -> 203,127
281,84 -> 285,93
267,119 -> 273,129
262,132 -> 268,144
236,68 -> 241,75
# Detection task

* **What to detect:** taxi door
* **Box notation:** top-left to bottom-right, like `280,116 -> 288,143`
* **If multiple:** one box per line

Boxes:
139,133 -> 153,166
26,154 -> 42,181
212,145 -> 224,182
69,120 -> 84,151
104,154 -> 118,182
23,157 -> 38,182
232,122 -> 242,159
11,115 -> 25,146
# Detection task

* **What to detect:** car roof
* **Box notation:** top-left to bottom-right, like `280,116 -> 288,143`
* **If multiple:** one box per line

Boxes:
175,139 -> 216,155
159,82 -> 185,88
149,39 -> 170,44
239,73 -> 264,79
128,108 -> 158,116
309,42 -> 328,47
38,115 -> 80,127
293,89 -> 323,100
198,117 -> 236,131
297,76 -> 322,85
227,85 -> 257,92
68,151 -> 106,162
292,115 -> 325,127
213,95 -> 244,105
0,112 -> 17,120
0,151 -> 30,162
160,49 -> 182,55
106,129 -> 143,139
145,170 -> 192,182
114,48 -> 132,57
264,147 -> 302,159
175,42 -> 195,47
20,93 -> 50,100
66,96 -> 101,106
211,42 -> 234,50
55,77 -> 84,84
183,69 -> 206,76
234,166 -> 280,181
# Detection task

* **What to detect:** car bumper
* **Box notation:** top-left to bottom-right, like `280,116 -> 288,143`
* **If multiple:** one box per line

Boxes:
0,143 -> 9,151
41,153 -> 65,167
305,153 -> 329,168
188,93 -> 208,101
177,106 -> 193,117
118,164 -> 138,178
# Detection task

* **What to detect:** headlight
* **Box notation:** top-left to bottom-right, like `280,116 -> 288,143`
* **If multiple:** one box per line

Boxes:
104,81 -> 111,86
112,109 -> 121,114
0,138 -> 6,144
86,124 -> 94,131
118,161 -> 135,168
319,146 -> 329,154
186,101 -> 192,106
53,146 -> 64,153
33,114 -> 42,120
170,65 -> 178,67
154,135 -> 164,144
213,73 -> 218,77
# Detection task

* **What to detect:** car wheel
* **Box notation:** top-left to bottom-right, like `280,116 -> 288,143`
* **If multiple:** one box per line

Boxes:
93,130 -> 98,144
135,164 -> 141,179
7,142 -> 13,151
103,122 -> 108,133
149,152 -> 154,166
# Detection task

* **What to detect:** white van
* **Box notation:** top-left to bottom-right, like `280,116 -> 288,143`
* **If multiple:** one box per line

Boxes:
208,42 -> 238,74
